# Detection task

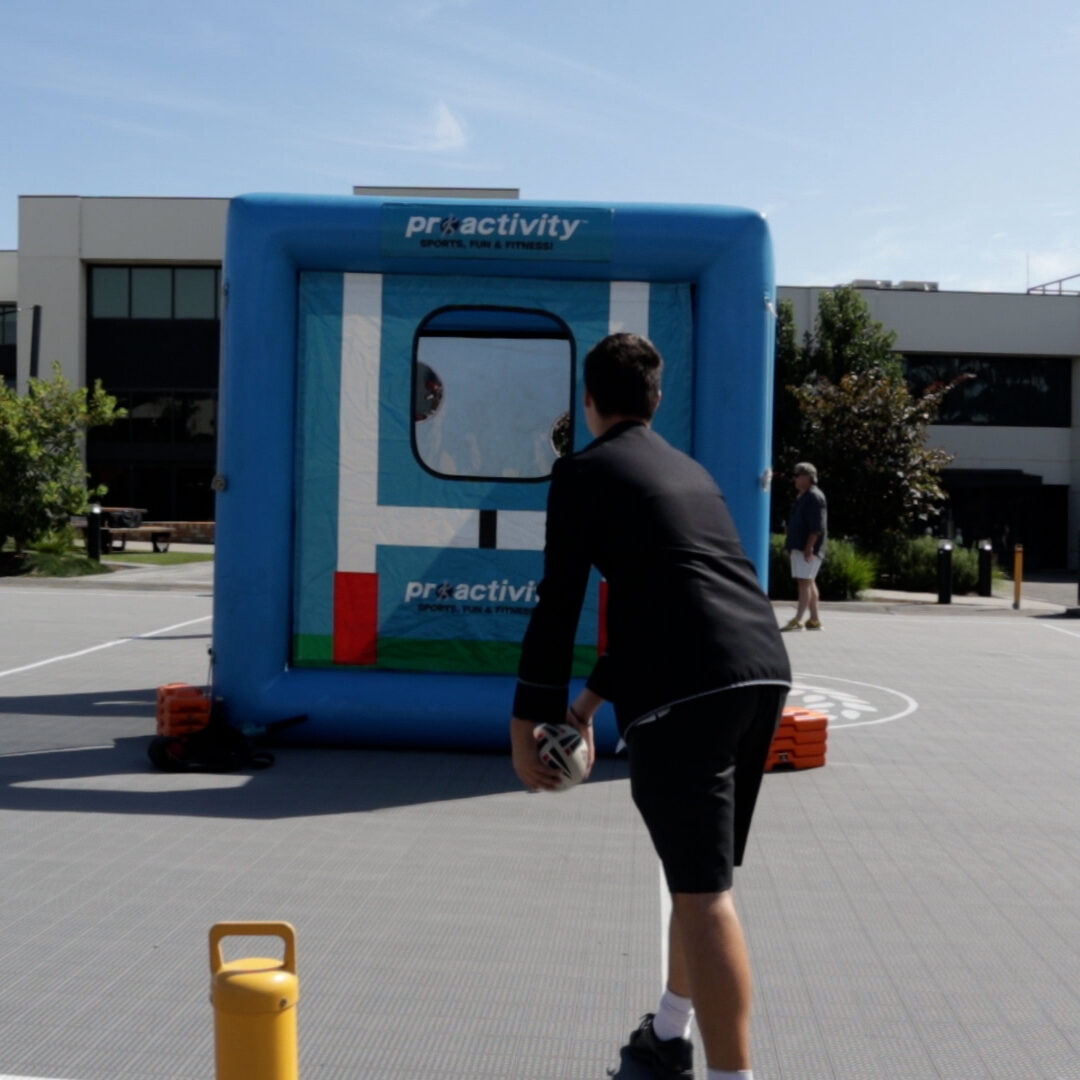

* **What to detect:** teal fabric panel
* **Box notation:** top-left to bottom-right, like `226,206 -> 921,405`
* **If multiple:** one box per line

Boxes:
293,272 -> 343,641
646,283 -> 693,453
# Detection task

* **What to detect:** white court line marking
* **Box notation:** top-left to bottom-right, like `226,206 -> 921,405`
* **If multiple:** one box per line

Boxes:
659,865 -> 671,990
1039,620 -> 1080,640
794,672 -> 918,730
0,616 -> 211,681
804,612 -> 1046,627
0,744 -> 113,759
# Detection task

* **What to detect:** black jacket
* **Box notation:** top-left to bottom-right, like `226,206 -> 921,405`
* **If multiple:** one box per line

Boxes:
513,421 -> 791,734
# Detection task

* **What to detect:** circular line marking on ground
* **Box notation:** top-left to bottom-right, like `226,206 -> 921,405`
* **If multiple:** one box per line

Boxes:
790,672 -> 918,729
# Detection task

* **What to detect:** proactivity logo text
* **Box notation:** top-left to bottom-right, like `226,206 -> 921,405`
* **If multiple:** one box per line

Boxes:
404,211 -> 585,242
404,579 -> 539,604
381,203 -> 614,260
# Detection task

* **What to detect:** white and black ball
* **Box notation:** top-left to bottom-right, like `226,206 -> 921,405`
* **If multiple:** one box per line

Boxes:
533,722 -> 589,790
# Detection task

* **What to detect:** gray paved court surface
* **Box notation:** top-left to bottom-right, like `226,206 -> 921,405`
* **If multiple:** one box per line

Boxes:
1,567 -> 1079,1079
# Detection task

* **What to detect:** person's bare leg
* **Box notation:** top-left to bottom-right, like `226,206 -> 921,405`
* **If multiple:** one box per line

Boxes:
671,890 -> 752,1072
667,907 -> 691,996
807,578 -> 820,622
794,578 -> 811,622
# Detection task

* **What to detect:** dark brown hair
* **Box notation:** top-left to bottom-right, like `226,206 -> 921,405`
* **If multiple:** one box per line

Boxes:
583,333 -> 663,419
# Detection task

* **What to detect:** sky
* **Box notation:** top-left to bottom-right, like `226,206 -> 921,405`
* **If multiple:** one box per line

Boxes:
4,0 -> 1079,293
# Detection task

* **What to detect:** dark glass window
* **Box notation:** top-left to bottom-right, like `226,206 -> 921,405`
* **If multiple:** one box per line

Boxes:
904,354 -> 1071,427
130,466 -> 172,518
89,265 -> 220,321
131,268 -> 173,318
128,392 -> 178,442
0,303 -> 14,389
176,392 -> 217,440
86,265 -> 220,521
176,467 -> 216,519
174,268 -> 218,319
91,268 -> 130,318
0,303 -> 16,345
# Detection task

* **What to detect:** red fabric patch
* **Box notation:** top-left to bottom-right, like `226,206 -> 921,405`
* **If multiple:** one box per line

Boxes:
333,572 -> 378,665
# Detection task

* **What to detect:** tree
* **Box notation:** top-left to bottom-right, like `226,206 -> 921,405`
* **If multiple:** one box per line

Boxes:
773,287 -> 954,548
0,364 -> 124,552
791,372 -> 954,550
803,286 -> 902,383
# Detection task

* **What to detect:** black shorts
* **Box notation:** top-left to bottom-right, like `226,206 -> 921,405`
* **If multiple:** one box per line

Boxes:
627,684 -> 786,894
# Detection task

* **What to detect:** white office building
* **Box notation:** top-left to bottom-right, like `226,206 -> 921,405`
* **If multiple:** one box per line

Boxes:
782,282 -> 1080,569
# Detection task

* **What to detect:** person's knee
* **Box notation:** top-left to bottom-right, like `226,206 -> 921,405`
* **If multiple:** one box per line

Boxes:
671,889 -> 737,924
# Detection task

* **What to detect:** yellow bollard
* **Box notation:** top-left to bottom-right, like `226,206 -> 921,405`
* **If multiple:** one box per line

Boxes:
1012,544 -> 1024,610
210,921 -> 299,1080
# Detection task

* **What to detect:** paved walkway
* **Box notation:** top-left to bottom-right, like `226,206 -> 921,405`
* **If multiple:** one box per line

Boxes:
14,552 -> 1080,614
1,569 -> 1079,1078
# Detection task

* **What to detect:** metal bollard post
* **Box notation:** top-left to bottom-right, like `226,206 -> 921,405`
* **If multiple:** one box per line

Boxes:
1012,544 -> 1023,611
210,921 -> 299,1080
937,541 -> 953,604
977,541 -> 993,598
86,504 -> 103,562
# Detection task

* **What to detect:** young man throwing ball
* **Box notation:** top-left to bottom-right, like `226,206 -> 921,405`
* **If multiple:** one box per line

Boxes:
511,333 -> 791,1080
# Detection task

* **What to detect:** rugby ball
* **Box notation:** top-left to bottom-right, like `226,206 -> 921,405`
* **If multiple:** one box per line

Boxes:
534,722 -> 589,790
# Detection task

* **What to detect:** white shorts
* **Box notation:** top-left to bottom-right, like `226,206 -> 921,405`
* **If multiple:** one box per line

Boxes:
790,550 -> 822,580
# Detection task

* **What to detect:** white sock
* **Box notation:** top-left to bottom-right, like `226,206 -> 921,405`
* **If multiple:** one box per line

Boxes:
706,1070 -> 753,1079
652,987 -> 694,1041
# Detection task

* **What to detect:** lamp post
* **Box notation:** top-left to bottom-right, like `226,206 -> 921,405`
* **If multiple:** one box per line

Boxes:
937,540 -> 953,605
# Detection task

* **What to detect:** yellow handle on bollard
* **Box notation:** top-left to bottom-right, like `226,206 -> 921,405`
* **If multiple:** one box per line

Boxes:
211,921 -> 298,976
210,921 -> 299,1080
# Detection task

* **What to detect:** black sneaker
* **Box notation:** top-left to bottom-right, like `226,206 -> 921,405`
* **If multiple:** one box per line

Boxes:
627,1013 -> 693,1077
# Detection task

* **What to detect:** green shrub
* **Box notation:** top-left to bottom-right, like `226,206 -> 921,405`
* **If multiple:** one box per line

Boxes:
29,526 -> 77,555
878,535 -> 981,594
26,551 -> 110,577
769,535 -> 877,601
0,550 -> 110,578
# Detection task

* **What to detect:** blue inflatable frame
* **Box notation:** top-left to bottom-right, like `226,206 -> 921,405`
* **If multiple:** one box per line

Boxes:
214,194 -> 777,751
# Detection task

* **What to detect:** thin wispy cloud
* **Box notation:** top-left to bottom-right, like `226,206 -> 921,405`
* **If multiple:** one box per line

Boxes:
331,22 -> 832,155
83,114 -> 174,139
5,44 -> 232,118
330,101 -> 468,154
452,35 -> 831,155
853,204 -> 907,218
426,101 -> 468,152
403,0 -> 475,24
863,225 -> 914,264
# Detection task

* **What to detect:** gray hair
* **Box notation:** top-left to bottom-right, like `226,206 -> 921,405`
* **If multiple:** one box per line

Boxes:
793,462 -> 818,483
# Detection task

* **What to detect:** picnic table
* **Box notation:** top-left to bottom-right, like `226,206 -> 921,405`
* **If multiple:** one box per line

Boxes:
72,508 -> 173,554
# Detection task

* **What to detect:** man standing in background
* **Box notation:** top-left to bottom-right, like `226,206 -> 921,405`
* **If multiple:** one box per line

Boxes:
782,462 -> 827,631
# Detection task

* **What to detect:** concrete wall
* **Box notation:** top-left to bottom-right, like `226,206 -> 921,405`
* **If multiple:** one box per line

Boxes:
15,196 -> 228,390
928,426 -> 1073,485
779,285 -> 1080,356
0,250 -> 16,302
